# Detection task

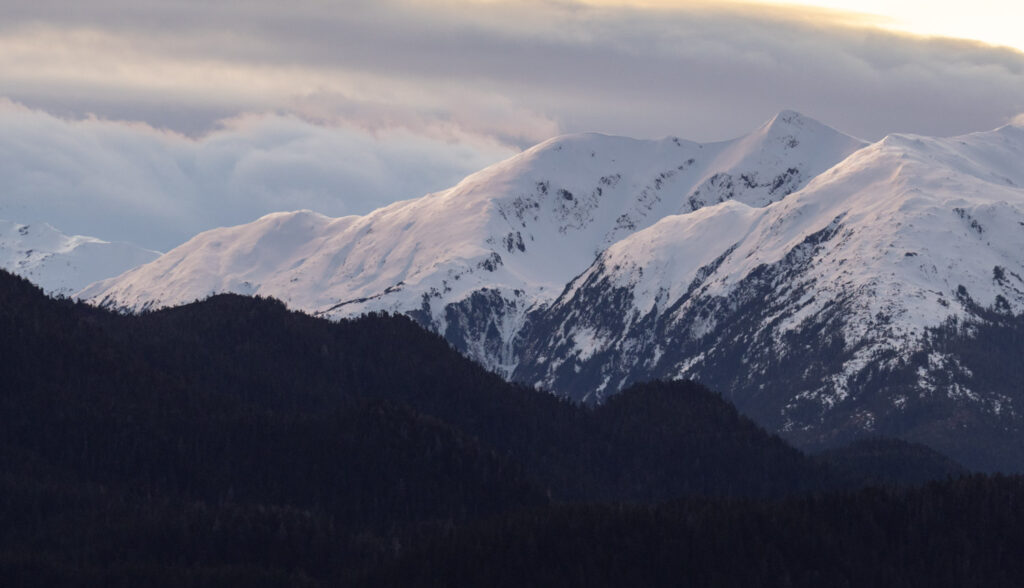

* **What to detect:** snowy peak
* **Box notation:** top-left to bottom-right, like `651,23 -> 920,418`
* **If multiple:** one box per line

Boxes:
81,111 -> 865,376
1,219 -> 161,296
509,121 -> 1024,467
763,109 -> 821,133
681,110 -> 865,211
743,109 -> 831,152
83,111 -> 861,304
566,123 -> 1024,330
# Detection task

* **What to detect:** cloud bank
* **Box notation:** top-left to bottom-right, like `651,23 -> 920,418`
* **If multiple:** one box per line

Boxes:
2,0 -> 1022,142
0,0 -> 1023,249
0,102 -> 514,250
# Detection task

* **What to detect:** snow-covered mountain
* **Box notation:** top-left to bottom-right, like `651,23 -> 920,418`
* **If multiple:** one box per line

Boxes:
512,122 -> 1024,470
79,111 -> 1024,470
0,219 -> 160,296
80,111 -> 864,375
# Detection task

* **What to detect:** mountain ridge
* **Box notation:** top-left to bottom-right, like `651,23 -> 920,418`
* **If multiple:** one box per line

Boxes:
80,110 -> 865,375
511,121 -> 1024,469
75,112 -> 1024,470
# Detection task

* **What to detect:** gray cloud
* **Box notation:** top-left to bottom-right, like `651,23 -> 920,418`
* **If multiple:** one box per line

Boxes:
0,0 -> 1023,250
1,0 -> 1022,143
0,102 -> 514,250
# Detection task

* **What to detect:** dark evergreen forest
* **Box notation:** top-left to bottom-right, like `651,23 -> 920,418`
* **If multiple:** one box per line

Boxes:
0,269 -> 1016,586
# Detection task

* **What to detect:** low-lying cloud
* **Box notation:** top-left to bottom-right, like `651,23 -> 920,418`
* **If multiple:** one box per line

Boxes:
0,102 -> 515,250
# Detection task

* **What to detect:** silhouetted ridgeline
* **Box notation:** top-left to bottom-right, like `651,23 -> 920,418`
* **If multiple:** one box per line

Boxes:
813,436 -> 968,488
0,269 -> 1017,586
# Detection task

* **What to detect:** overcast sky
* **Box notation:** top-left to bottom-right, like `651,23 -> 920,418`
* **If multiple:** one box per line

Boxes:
1,0 -> 1023,250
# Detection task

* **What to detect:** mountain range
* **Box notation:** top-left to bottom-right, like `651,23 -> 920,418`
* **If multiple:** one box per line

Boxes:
63,111 -> 1024,471
79,111 -> 864,368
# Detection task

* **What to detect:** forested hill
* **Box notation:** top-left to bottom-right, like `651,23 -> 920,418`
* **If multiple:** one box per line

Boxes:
366,475 -> 1024,588
0,267 -> 832,504
0,268 -> 997,586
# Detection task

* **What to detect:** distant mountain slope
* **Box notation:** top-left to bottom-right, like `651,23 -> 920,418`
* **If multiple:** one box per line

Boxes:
80,111 -> 864,374
0,218 -> 159,295
512,123 -> 1024,470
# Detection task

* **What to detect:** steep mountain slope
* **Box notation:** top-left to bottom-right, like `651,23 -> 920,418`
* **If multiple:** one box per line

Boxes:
512,122 -> 1024,470
0,219 -> 159,295
80,111 -> 864,373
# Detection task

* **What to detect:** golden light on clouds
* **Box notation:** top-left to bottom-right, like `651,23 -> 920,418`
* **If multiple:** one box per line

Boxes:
752,0 -> 1024,52
573,0 -> 1024,53
2,0 -> 1021,146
